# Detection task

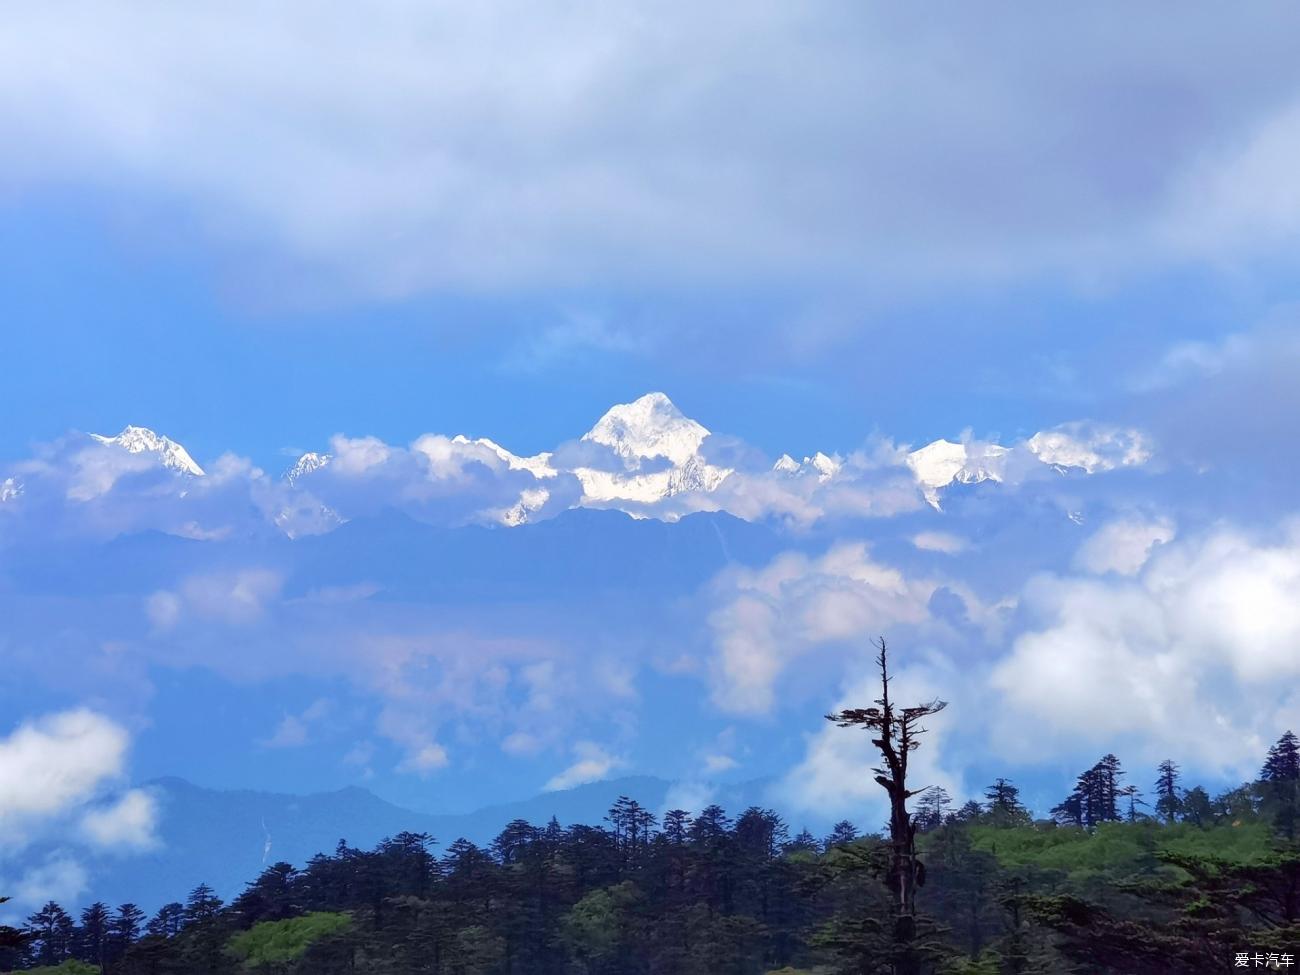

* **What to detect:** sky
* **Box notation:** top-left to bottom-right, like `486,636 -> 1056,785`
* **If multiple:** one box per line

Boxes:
3,1 -> 1300,912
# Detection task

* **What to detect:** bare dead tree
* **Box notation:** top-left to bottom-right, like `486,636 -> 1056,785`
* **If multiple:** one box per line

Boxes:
827,637 -> 947,975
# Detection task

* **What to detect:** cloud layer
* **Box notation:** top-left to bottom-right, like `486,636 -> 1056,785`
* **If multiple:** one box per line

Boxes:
5,5 -> 1300,297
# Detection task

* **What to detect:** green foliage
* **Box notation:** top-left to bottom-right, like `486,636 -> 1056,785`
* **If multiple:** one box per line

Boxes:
6,963 -> 98,975
965,819 -> 1274,877
560,882 -> 640,967
225,912 -> 351,969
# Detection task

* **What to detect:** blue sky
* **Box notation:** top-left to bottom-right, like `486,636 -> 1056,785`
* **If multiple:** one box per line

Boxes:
3,1 -> 1300,912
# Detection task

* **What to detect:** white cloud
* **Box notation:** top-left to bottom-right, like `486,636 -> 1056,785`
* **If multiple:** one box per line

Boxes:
707,544 -> 936,713
1026,422 -> 1153,474
544,741 -> 624,791
378,707 -> 451,776
501,731 -> 543,757
262,699 -> 332,749
0,710 -> 130,848
991,522 -> 1300,773
1074,515 -> 1175,575
911,531 -> 969,555
4,5 -> 1299,298
660,781 -> 717,818
80,789 -> 160,852
397,744 -> 450,774
702,754 -> 738,774
8,855 -> 89,910
150,568 -> 284,629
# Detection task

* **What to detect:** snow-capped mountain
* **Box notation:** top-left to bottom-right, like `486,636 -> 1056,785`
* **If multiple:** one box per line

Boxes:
90,425 -> 206,476
2,397 -> 1152,540
583,392 -> 709,466
284,451 -> 331,485
450,436 -> 557,481
572,393 -> 732,506
906,439 -> 1010,509
772,451 -> 843,482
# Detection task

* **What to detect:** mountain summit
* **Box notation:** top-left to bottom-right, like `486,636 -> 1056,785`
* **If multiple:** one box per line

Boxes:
90,425 -> 206,476
582,392 -> 710,466
573,394 -> 731,506
906,438 -> 1009,508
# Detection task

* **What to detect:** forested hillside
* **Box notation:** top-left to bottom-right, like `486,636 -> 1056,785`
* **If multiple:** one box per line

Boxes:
3,727 -> 1296,975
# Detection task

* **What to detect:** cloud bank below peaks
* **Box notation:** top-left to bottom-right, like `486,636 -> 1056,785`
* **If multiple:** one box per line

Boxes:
0,393 -> 1154,544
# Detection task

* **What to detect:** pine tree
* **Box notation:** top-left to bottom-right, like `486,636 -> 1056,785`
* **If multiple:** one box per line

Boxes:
916,787 -> 953,831
662,809 -> 691,846
108,903 -> 146,965
1262,731 -> 1300,782
1093,754 -> 1125,824
183,884 -> 223,926
1119,784 -> 1148,823
1154,760 -> 1182,824
983,779 -> 1030,827
75,902 -> 110,969
1181,786 -> 1214,828
0,897 -> 28,967
146,902 -> 185,939
1261,731 -> 1300,838
25,902 -> 74,966
1056,755 -> 1126,827
784,828 -> 820,854
180,884 -> 227,975
824,819 -> 859,850
827,637 -> 948,975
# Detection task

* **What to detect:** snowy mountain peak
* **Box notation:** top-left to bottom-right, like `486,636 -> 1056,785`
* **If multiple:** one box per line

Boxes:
284,451 -> 331,485
583,393 -> 709,467
451,436 -> 557,479
906,438 -> 1009,508
90,426 -> 205,476
772,451 -> 842,482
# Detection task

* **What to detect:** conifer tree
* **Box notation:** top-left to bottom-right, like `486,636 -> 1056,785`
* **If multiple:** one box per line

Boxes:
146,902 -> 185,939
1261,731 -> 1300,838
0,897 -> 28,965
916,787 -> 953,831
824,820 -> 859,850
983,779 -> 1030,827
108,903 -> 146,966
75,902 -> 110,969
827,637 -> 947,975
1154,760 -> 1182,824
1262,731 -> 1300,782
25,902 -> 74,966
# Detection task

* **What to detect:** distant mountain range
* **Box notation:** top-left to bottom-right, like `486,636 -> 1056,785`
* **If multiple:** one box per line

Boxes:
51,775 -> 772,913
0,393 -> 1149,541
